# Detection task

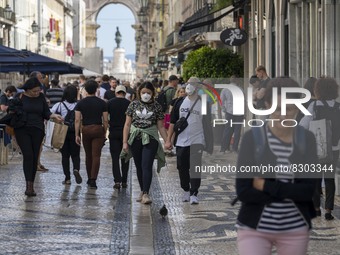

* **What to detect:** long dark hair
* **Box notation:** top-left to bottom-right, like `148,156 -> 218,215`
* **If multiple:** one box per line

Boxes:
62,85 -> 78,103
137,81 -> 155,101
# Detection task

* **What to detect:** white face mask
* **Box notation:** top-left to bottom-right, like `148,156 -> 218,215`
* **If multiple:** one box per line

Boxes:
141,93 -> 152,102
185,84 -> 196,96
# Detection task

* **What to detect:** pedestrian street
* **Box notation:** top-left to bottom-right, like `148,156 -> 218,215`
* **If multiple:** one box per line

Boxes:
0,143 -> 339,254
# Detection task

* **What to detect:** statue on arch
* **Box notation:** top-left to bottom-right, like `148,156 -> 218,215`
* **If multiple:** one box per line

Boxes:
115,26 -> 122,48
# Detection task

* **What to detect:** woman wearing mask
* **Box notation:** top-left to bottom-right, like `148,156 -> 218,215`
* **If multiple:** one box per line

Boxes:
236,77 -> 317,255
14,77 -> 63,196
75,79 -> 108,189
51,85 -> 81,185
122,81 -> 167,204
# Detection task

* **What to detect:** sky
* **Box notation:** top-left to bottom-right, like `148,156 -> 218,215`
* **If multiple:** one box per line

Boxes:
96,4 -> 136,57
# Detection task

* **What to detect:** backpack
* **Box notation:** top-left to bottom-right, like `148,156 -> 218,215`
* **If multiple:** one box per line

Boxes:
156,87 -> 175,112
62,102 -> 76,132
309,101 -> 340,163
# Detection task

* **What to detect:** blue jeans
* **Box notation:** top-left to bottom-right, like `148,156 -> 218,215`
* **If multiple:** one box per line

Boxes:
220,112 -> 244,152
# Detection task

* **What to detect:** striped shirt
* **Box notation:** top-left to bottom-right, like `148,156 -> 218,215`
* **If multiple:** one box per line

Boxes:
46,88 -> 64,108
256,128 -> 307,233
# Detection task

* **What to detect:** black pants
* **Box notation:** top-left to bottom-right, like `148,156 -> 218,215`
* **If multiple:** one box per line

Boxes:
15,126 -> 45,182
130,137 -> 158,193
313,150 -> 339,210
109,129 -> 129,183
60,131 -> 80,180
176,144 -> 203,196
221,113 -> 244,152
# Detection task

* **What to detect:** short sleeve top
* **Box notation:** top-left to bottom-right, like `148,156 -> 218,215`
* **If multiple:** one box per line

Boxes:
75,96 -> 107,125
126,100 -> 164,129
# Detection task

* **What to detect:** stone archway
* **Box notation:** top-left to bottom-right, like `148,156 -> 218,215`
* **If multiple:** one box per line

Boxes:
85,0 -> 146,77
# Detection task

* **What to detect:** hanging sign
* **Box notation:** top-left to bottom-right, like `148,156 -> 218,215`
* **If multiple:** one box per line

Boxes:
157,61 -> 169,70
220,28 -> 248,46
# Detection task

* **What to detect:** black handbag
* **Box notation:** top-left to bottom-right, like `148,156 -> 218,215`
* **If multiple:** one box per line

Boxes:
5,94 -> 27,128
173,97 -> 199,135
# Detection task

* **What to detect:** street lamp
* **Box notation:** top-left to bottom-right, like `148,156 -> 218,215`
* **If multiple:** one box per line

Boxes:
3,4 -> 13,20
31,21 -> 39,33
140,0 -> 149,15
45,32 -> 51,42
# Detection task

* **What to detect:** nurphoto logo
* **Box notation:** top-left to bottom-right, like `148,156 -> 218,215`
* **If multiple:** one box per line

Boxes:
198,82 -> 312,127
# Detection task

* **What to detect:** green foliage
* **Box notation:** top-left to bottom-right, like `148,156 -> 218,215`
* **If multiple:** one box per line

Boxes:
182,46 -> 244,81
211,0 -> 233,12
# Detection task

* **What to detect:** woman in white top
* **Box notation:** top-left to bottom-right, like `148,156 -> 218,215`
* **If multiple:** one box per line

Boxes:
51,85 -> 82,185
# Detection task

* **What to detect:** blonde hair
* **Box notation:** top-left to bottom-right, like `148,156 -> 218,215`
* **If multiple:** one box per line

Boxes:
174,87 -> 185,99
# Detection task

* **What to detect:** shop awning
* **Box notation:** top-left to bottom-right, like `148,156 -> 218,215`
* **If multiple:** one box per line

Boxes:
158,34 -> 207,56
179,1 -> 247,35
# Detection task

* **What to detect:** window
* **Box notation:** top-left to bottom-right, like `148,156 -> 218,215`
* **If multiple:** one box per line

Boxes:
271,1 -> 276,77
284,0 -> 289,76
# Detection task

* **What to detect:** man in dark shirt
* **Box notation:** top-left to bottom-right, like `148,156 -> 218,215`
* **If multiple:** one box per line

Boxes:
104,77 -> 118,101
101,74 -> 111,91
255,65 -> 270,109
107,85 -> 131,189
164,75 -> 178,113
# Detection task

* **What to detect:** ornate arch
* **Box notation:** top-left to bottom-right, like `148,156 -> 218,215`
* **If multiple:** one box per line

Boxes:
87,0 -> 140,24
85,0 -> 147,77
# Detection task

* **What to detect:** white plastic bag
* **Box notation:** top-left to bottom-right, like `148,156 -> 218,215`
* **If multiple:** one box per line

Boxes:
44,120 -> 55,148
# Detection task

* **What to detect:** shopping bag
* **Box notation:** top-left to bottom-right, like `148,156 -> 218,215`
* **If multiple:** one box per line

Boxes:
51,122 -> 68,149
44,120 -> 55,148
164,113 -> 171,129
309,118 -> 333,163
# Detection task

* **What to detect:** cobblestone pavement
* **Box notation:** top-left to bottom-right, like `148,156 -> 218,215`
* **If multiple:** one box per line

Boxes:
0,144 -> 340,254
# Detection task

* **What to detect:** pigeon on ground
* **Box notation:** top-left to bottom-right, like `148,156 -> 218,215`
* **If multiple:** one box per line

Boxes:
159,204 -> 168,219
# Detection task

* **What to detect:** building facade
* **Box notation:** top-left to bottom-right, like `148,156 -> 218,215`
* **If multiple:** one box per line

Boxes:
245,0 -> 340,85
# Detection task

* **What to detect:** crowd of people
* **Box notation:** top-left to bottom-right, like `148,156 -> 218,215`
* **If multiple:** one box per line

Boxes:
1,68 -> 340,254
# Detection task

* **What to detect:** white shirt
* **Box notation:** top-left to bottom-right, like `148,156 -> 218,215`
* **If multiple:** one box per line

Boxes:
176,97 -> 205,147
220,83 -> 244,115
51,101 -> 77,118
97,87 -> 106,100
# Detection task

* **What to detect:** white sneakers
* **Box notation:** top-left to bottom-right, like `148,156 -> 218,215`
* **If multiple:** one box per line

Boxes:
182,191 -> 190,202
182,191 -> 199,204
190,195 -> 199,205
136,192 -> 152,204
